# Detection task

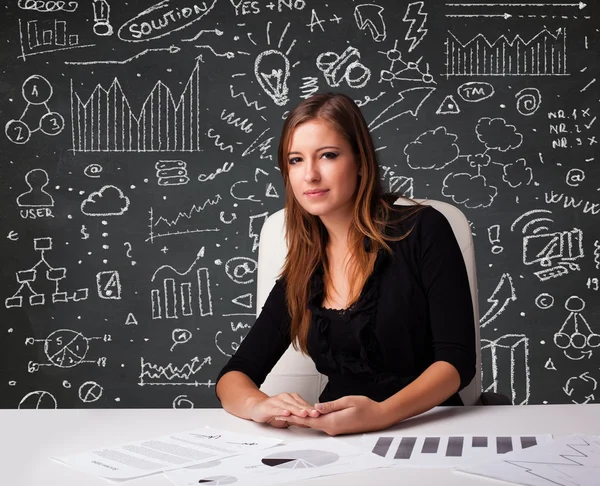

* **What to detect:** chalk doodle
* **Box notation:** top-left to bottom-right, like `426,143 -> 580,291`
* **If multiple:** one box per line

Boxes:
18,18 -> 93,60
6,75 -> 64,144
5,237 -> 88,308
139,356 -> 213,387
378,39 -> 435,86
317,46 -> 371,89
402,2 -> 427,51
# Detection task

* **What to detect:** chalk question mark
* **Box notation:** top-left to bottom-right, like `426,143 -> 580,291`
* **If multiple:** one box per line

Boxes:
123,242 -> 136,266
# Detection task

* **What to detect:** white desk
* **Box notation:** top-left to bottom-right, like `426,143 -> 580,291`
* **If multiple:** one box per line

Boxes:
3,404 -> 599,486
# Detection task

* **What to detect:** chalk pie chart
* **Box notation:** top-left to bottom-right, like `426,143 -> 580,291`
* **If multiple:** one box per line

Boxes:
261,450 -> 340,469
197,476 -> 237,485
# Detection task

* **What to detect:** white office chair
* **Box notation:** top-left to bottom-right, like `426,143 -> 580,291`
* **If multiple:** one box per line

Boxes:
256,198 -> 484,405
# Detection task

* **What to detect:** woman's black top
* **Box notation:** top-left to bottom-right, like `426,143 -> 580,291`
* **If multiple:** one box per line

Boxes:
216,206 -> 476,405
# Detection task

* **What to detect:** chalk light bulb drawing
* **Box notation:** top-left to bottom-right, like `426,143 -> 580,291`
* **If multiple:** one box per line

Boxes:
254,49 -> 290,106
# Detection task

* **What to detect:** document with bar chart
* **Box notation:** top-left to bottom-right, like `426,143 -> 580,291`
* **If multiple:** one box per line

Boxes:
457,435 -> 600,486
360,434 -> 553,468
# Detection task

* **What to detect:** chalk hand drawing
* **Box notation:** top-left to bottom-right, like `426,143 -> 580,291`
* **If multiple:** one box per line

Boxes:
369,87 -> 435,131
18,18 -> 94,61
515,87 -> 542,116
17,169 -> 54,208
6,75 -> 64,144
118,0 -> 218,42
457,82 -> 494,102
81,185 -> 130,216
170,329 -> 192,352
92,0 -> 113,36
563,372 -> 597,404
317,46 -> 371,89
445,28 -> 568,77
503,158 -> 533,188
139,356 -> 213,387
71,62 -> 203,152
402,2 -> 427,51
554,296 -> 600,360
482,334 -> 530,405
354,3 -> 387,43
5,237 -> 88,308
150,248 -> 213,320
405,126 -> 459,170
156,160 -> 190,186
480,273 -> 516,328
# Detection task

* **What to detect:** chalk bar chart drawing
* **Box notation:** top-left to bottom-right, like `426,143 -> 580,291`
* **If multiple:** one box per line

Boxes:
262,450 -> 340,468
71,61 -> 204,152
18,18 -> 94,60
445,28 -> 568,77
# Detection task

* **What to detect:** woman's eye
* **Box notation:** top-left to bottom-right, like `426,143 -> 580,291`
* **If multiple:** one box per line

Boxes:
321,152 -> 338,159
288,157 -> 301,165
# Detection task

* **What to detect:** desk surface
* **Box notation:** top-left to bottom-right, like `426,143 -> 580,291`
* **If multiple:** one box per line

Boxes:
3,404 -> 599,486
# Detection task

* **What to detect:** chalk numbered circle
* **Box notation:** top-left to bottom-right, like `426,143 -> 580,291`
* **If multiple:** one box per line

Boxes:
79,381 -> 103,403
22,74 -> 53,105
44,329 -> 89,368
40,111 -> 65,136
5,119 -> 31,144
18,390 -> 57,409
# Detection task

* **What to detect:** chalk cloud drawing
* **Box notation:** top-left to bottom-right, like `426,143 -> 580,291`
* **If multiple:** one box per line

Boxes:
81,185 -> 130,216
5,237 -> 88,308
405,126 -> 459,170
502,158 -> 533,188
6,75 -> 64,144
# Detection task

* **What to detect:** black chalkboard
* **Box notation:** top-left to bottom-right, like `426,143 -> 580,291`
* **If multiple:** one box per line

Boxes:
1,0 -> 599,409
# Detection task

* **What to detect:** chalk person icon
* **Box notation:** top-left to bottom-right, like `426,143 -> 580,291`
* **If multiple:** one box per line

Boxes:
17,169 -> 55,219
554,296 -> 600,358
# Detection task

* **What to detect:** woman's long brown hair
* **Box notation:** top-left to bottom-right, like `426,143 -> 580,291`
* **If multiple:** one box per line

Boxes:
277,92 -> 423,353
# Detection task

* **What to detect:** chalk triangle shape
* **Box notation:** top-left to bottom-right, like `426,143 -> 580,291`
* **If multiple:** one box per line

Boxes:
125,313 -> 138,325
266,182 -> 279,198
545,358 -> 556,370
436,95 -> 461,114
232,293 -> 253,309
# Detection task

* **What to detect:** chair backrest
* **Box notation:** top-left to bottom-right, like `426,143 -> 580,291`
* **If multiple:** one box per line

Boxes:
256,198 -> 482,406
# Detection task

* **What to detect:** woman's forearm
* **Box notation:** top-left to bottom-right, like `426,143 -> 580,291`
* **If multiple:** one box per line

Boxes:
379,361 -> 461,427
216,371 -> 268,420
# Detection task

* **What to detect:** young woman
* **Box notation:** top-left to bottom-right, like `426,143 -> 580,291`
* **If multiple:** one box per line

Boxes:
215,93 -> 476,436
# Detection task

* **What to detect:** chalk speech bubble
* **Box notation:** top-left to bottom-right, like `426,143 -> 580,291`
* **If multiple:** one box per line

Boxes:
118,0 -> 218,42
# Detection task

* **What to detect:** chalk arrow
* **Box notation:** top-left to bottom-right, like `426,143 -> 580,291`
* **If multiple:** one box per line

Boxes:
354,4 -> 387,42
446,13 -> 511,19
480,273 -> 516,328
446,2 -> 586,8
369,87 -> 435,131
564,349 -> 593,360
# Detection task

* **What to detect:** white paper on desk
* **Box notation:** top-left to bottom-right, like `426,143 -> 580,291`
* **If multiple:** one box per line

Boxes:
52,427 -> 282,480
457,434 -> 600,486
163,437 -> 394,486
359,433 -> 553,468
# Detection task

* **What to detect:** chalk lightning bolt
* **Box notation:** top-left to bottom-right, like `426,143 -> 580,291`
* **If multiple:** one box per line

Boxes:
403,2 -> 428,53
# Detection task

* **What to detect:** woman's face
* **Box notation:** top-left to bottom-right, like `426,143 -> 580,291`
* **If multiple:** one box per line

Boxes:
286,118 -> 360,221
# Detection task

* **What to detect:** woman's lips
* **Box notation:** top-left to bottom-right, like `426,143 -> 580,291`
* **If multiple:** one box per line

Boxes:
304,189 -> 329,198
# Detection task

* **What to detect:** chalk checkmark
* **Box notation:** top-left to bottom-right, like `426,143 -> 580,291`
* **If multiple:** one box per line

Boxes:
585,116 -> 597,130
